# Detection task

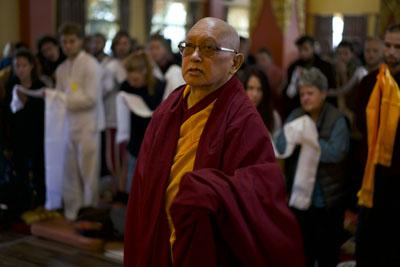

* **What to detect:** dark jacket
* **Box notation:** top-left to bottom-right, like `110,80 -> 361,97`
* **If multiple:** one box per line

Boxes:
284,103 -> 350,208
120,79 -> 165,157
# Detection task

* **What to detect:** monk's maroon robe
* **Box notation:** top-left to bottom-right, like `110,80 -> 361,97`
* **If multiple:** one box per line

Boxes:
124,76 -> 304,267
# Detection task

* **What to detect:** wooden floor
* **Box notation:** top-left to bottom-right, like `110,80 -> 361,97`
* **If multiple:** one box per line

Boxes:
0,231 -> 122,267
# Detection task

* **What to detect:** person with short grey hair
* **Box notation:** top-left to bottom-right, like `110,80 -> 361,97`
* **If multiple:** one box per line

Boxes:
283,35 -> 336,119
275,65 -> 351,267
297,67 -> 328,91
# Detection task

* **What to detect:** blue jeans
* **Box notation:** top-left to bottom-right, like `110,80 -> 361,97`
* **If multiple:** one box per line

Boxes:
126,153 -> 136,193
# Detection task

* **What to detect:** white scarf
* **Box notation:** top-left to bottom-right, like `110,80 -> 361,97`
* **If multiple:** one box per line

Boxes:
275,115 -> 321,210
115,91 -> 153,145
44,90 -> 66,210
11,86 -> 66,210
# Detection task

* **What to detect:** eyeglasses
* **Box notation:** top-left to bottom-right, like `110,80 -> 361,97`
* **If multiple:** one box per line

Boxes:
178,41 -> 237,57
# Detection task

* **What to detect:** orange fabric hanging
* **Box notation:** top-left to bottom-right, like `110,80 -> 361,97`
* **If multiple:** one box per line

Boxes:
358,64 -> 400,208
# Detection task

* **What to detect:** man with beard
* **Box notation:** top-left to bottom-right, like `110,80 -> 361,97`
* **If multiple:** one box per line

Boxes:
283,35 -> 336,119
354,24 -> 400,266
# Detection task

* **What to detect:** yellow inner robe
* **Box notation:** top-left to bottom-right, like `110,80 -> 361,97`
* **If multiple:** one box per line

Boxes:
165,85 -> 216,252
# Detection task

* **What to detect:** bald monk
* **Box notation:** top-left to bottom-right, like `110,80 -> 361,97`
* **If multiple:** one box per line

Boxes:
124,17 -> 304,267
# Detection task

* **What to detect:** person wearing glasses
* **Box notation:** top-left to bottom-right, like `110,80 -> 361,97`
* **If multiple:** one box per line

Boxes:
124,17 -> 304,267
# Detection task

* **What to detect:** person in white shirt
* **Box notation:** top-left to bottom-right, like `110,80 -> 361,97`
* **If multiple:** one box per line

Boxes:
148,33 -> 184,99
89,33 -> 111,65
102,31 -> 135,193
103,31 -> 134,130
56,23 -> 104,220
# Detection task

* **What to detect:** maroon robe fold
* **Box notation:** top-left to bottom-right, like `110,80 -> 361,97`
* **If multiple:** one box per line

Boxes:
124,76 -> 304,267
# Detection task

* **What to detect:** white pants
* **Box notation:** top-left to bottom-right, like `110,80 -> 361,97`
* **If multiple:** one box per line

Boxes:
62,129 -> 100,220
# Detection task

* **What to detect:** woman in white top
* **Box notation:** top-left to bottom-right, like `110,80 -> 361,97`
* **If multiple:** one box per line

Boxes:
148,33 -> 184,100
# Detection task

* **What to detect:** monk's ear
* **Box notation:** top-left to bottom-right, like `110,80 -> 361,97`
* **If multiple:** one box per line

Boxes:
230,53 -> 244,74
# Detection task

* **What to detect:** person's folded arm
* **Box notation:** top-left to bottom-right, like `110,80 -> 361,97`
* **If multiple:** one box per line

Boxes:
319,117 -> 350,163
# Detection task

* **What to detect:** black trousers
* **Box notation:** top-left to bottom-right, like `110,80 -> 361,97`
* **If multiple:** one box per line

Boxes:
356,173 -> 400,267
293,206 -> 345,267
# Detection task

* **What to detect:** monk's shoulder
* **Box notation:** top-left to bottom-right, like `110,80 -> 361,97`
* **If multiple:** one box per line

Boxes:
228,89 -> 259,118
152,85 -> 185,117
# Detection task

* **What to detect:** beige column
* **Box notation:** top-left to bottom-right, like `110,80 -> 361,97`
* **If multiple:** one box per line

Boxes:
0,1 -> 20,53
129,0 -> 146,45
367,14 -> 377,37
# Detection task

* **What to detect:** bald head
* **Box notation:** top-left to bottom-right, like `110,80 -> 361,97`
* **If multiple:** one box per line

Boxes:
181,17 -> 244,93
189,17 -> 240,51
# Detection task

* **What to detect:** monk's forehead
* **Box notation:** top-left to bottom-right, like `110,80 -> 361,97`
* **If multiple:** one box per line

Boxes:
187,19 -> 236,46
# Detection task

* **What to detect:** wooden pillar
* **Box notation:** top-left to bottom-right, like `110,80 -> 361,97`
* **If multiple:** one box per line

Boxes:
119,0 -> 130,31
129,0 -> 146,44
0,1 -> 20,56
19,0 -> 57,51
19,0 -> 30,48
29,0 -> 56,51
208,0 -> 225,19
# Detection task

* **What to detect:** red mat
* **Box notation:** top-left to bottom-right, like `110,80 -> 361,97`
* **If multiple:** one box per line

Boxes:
31,218 -> 105,251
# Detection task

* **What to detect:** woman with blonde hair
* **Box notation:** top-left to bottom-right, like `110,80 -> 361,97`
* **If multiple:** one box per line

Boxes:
116,51 -> 165,198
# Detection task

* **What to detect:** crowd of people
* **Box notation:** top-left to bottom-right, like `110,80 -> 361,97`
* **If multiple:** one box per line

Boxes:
0,23 -> 184,220
0,17 -> 399,267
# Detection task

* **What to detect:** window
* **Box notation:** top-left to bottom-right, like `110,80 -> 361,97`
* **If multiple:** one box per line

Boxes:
86,0 -> 120,53
152,1 -> 187,53
225,0 -> 250,38
151,0 -> 250,52
332,13 -> 344,48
